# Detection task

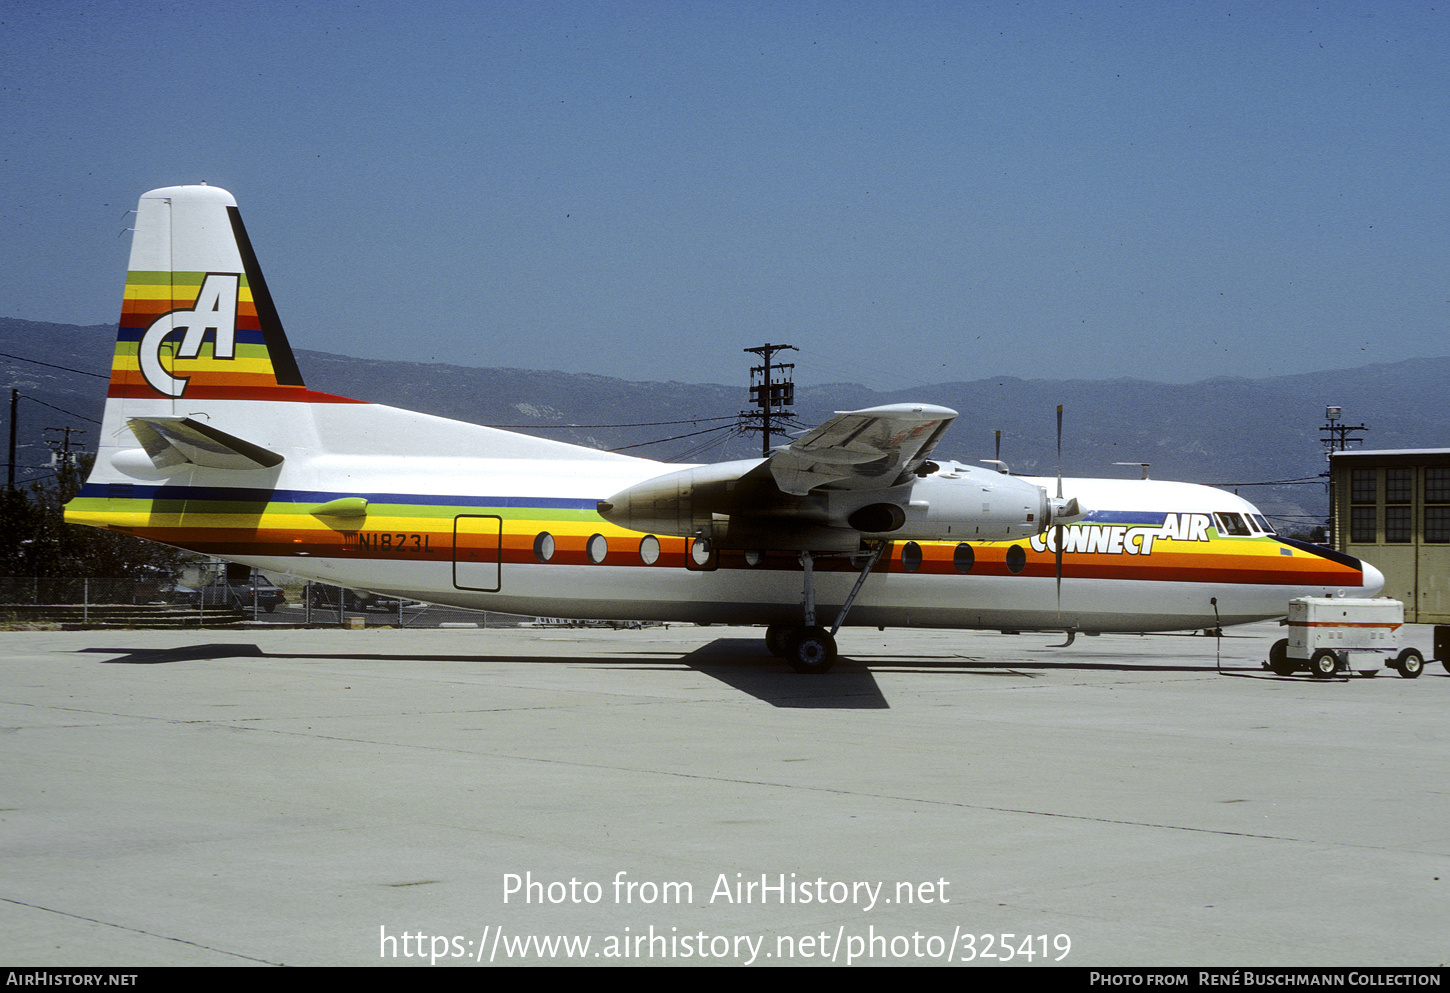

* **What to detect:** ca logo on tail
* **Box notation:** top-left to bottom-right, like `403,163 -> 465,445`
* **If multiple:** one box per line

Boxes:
138,273 -> 239,397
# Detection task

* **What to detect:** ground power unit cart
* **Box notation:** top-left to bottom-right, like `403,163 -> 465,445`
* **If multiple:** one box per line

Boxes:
1267,597 -> 1430,679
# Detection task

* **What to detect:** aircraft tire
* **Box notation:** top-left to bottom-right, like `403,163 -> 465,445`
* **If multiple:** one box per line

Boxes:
1268,639 -> 1296,677
786,627 -> 837,674
1394,649 -> 1424,679
765,624 -> 790,658
1309,649 -> 1339,679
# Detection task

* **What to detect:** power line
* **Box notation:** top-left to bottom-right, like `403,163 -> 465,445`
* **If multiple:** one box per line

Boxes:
19,395 -> 100,425
482,415 -> 738,430
0,350 -> 110,379
668,422 -> 749,463
1205,476 -> 1325,487
608,422 -> 741,453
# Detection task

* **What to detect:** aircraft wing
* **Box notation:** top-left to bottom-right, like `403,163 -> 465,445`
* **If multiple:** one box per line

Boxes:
598,404 -> 972,544
763,403 -> 956,496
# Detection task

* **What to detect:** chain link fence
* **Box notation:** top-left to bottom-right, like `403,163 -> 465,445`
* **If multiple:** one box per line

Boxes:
0,576 -> 531,628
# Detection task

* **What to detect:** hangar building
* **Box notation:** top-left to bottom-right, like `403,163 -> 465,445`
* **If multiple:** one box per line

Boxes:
1330,448 -> 1450,623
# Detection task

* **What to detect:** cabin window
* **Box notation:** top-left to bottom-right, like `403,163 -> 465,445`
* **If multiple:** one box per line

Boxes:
1005,545 -> 1026,574
690,537 -> 712,566
638,535 -> 660,565
953,543 -> 975,573
533,532 -> 555,562
587,533 -> 609,564
743,549 -> 762,567
901,541 -> 922,573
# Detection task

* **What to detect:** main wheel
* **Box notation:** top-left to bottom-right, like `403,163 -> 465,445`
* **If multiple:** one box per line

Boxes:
1394,649 -> 1424,679
764,624 -> 790,658
1309,648 -> 1339,679
1268,639 -> 1296,677
786,626 -> 837,674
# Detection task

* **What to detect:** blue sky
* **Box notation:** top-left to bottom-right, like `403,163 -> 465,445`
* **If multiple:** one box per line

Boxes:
1,0 -> 1445,390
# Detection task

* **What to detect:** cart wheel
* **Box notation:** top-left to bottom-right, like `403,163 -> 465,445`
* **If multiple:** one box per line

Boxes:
1394,649 -> 1424,679
1268,639 -> 1297,676
1309,649 -> 1339,679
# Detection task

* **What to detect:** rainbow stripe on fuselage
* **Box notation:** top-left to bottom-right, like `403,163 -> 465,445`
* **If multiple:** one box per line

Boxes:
68,466 -> 1377,631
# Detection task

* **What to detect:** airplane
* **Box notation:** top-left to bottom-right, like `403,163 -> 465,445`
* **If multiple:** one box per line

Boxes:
64,185 -> 1385,672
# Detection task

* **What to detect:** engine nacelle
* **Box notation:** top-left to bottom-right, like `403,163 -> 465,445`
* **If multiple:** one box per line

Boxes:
598,457 -> 1084,547
882,461 -> 1064,542
596,459 -> 764,537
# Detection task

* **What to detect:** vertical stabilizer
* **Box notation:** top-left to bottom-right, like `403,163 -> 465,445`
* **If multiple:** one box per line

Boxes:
109,185 -> 328,403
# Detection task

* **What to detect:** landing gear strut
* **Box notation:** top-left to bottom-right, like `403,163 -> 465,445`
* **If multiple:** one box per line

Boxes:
768,543 -> 886,674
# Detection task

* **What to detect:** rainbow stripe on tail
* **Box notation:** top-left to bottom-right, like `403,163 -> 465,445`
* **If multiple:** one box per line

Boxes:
107,185 -> 349,404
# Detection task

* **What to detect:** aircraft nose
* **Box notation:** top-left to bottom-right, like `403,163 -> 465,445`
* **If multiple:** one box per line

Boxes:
1360,560 -> 1385,597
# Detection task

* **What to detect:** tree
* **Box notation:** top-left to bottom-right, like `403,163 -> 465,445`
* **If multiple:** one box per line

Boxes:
1,455 -> 185,578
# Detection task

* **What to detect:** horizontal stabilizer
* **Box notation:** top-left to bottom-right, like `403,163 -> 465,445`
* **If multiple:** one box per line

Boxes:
127,416 -> 284,471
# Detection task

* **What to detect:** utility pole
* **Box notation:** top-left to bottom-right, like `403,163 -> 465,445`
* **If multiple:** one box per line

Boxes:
44,426 -> 87,467
1320,405 -> 1367,460
741,343 -> 798,457
1321,405 -> 1367,547
7,389 -> 16,491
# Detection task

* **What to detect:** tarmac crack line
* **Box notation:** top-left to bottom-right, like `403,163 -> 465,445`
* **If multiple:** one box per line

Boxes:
0,895 -> 285,966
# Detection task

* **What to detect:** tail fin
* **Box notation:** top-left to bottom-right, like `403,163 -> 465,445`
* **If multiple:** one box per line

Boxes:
110,184 -> 333,403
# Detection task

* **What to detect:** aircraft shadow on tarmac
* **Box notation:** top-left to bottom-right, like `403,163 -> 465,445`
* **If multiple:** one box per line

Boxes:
75,638 -> 1298,710
76,640 -> 890,709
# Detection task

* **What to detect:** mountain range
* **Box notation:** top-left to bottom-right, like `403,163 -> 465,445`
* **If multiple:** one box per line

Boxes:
5,317 -> 1447,531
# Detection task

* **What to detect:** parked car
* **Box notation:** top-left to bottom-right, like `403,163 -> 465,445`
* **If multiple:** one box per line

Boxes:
307,585 -> 403,612
167,574 -> 286,612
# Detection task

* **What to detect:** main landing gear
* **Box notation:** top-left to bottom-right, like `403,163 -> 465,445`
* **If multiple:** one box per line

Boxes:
766,623 -> 837,673
765,543 -> 886,674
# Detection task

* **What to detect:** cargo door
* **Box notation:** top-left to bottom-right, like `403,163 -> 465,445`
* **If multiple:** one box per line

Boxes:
453,514 -> 502,592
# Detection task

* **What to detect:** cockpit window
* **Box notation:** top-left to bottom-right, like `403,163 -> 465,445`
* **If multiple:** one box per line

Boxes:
1251,514 -> 1275,535
1213,512 -> 1251,536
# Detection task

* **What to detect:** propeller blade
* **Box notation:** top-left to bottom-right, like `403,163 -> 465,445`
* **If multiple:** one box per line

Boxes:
1055,523 -> 1063,611
1056,405 -> 1064,612
1056,404 -> 1063,499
